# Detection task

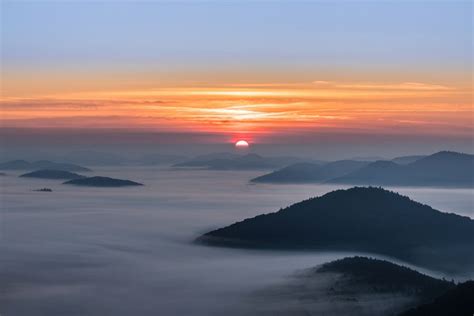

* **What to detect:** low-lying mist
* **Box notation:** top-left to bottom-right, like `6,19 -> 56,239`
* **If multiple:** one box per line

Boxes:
1,167 -> 472,315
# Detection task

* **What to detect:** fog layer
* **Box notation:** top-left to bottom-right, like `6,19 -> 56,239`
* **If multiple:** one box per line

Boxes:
1,168 -> 472,315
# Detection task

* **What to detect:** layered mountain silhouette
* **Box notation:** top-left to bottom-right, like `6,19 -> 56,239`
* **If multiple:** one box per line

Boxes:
251,151 -> 473,187
391,155 -> 426,165
251,160 -> 368,183
0,160 -> 90,172
137,153 -> 187,166
63,176 -> 143,187
20,169 -> 86,180
198,187 -> 474,271
174,153 -> 305,170
329,151 -> 473,187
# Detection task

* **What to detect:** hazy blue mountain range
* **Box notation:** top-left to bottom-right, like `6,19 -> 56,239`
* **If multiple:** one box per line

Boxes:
391,155 -> 426,165
61,151 -> 128,166
137,153 -> 187,166
0,160 -> 91,172
251,151 -> 473,187
20,169 -> 86,180
329,151 -> 473,187
198,187 -> 474,272
251,160 -> 368,183
173,153 -> 307,170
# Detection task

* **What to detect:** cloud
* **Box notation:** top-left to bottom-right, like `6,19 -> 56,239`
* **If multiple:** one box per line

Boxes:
312,81 -> 453,91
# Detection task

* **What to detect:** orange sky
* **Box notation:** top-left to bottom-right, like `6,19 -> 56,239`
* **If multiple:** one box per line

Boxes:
2,1 -> 472,148
1,74 -> 472,144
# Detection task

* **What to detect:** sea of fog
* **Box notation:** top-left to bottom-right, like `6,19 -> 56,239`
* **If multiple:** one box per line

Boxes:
1,167 -> 473,315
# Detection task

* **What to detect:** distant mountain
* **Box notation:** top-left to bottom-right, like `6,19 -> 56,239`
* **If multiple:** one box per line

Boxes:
0,160 -> 30,169
174,153 -> 305,170
329,151 -> 474,187
62,151 -> 128,166
63,176 -> 143,187
251,160 -> 368,183
184,152 -> 241,162
198,187 -> 474,272
20,169 -> 86,180
137,153 -> 187,166
391,155 -> 426,165
350,155 -> 386,161
0,160 -> 90,172
399,281 -> 474,316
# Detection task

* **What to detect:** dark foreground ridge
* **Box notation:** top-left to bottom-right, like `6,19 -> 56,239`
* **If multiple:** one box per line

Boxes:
399,281 -> 474,316
258,256 -> 463,316
20,169 -> 86,180
63,176 -> 143,187
312,257 -> 455,315
198,187 -> 474,272
316,257 -> 453,298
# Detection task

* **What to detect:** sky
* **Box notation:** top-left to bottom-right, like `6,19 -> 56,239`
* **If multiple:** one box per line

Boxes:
1,0 -> 473,154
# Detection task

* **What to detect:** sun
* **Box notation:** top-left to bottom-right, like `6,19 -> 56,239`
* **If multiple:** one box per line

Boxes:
235,140 -> 249,148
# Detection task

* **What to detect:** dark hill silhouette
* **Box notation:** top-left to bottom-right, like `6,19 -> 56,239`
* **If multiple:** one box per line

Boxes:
198,187 -> 474,272
0,160 -> 90,172
329,151 -> 474,187
316,257 -> 453,298
174,153 -> 305,170
315,257 -> 455,314
399,281 -> 474,316
20,169 -> 86,180
63,176 -> 143,187
251,160 -> 367,183
259,256 -> 457,316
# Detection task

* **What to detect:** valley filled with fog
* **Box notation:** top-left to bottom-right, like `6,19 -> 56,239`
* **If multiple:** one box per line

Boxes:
1,167 -> 473,315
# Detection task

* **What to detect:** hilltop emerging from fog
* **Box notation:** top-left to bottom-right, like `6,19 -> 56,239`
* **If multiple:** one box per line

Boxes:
63,176 -> 143,187
199,187 -> 474,272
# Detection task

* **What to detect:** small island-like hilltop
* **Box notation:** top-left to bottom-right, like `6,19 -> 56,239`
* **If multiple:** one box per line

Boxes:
63,176 -> 143,187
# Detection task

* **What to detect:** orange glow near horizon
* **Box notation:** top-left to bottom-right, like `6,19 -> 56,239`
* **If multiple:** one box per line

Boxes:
1,78 -> 472,143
